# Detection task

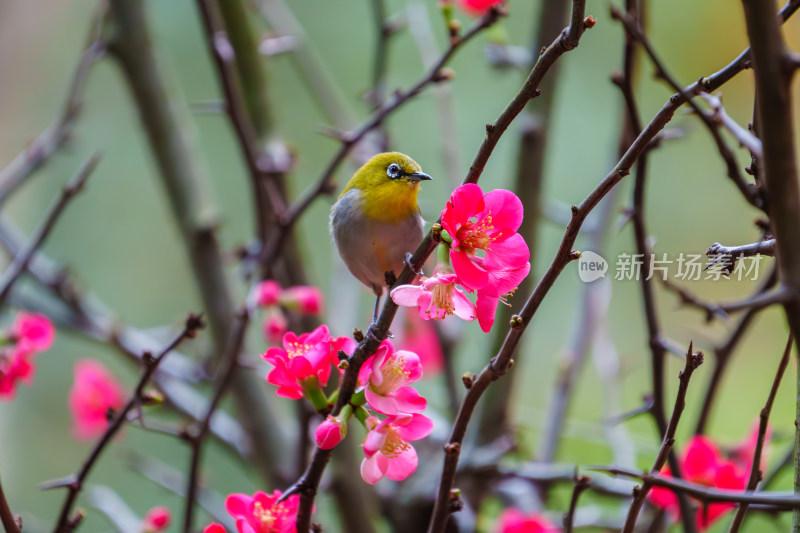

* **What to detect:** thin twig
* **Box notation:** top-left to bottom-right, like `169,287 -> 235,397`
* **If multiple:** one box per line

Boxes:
53,313 -> 204,532
0,153 -> 100,308
729,335 -> 793,531
183,308 -> 250,533
621,344 -> 704,533
564,474 -> 591,533
699,92 -> 763,158
598,466 -> 800,507
0,473 -> 21,533
0,4 -> 106,208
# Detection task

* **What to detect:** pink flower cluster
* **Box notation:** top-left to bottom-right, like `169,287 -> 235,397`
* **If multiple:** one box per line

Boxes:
204,490 -> 302,533
262,324 -> 354,400
255,280 -> 324,344
68,359 -> 125,440
649,426 -> 763,530
0,312 -> 55,400
392,184 -> 530,332
441,0 -> 504,16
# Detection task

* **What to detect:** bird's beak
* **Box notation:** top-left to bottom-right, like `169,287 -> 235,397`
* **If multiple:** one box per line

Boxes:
408,172 -> 433,182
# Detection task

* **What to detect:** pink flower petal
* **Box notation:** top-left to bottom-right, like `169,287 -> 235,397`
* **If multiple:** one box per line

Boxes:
395,413 -> 434,441
480,189 -> 524,233
360,454 -> 387,485
451,288 -> 478,321
390,284 -> 426,307
384,445 -> 418,481
476,291 -> 500,332
486,233 -> 530,269
451,250 -> 489,291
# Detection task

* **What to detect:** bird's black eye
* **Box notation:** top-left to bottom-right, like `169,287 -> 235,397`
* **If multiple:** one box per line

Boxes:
387,163 -> 402,179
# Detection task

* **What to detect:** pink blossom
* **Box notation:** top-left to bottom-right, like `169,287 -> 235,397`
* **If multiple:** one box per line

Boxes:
494,508 -> 560,532
262,308 -> 288,345
314,415 -> 347,449
0,344 -> 35,400
398,310 -> 444,377
262,325 -> 355,400
473,255 -> 531,332
361,413 -> 434,484
256,280 -> 282,307
225,490 -> 302,533
281,286 -> 324,315
649,435 -> 748,530
390,269 -> 477,322
68,359 -> 126,440
457,0 -> 503,15
12,312 -> 55,352
364,344 -> 426,415
141,506 -> 171,532
204,525 -> 226,533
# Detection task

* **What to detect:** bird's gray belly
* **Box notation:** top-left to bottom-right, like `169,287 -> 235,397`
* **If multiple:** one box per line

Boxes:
330,190 -> 424,292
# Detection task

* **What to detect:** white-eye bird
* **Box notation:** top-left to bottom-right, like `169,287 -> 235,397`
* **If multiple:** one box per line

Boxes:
329,152 -> 432,318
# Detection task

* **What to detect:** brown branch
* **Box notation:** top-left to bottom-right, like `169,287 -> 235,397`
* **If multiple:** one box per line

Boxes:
183,308 -> 249,533
699,92 -> 763,158
0,3 -> 106,208
729,335 -> 793,531
0,153 -> 100,308
0,473 -> 21,533
564,475 -> 591,533
598,466 -> 800,508
694,267 -> 778,434
621,344 -> 704,533
53,313 -> 204,532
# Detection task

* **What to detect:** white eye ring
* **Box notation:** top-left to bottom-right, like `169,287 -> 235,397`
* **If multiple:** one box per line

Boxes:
387,163 -> 402,179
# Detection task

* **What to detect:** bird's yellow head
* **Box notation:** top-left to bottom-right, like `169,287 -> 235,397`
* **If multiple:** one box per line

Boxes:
341,152 -> 432,223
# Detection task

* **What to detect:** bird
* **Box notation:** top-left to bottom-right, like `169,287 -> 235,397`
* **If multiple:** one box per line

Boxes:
330,152 -> 432,321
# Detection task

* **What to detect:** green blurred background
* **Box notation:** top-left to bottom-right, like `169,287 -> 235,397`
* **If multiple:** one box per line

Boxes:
1,0 -> 799,530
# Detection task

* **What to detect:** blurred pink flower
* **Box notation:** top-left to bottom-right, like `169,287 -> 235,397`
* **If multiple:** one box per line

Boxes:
141,506 -> 171,532
203,524 -> 226,533
364,343 -> 426,415
649,435 -> 748,530
457,0 -> 503,15
225,490 -> 302,533
390,269 -> 477,322
0,344 -> 34,400
256,280 -> 282,307
361,413 -> 433,484
262,325 -> 355,400
281,286 -> 324,315
494,508 -> 560,532
68,359 -> 125,440
262,308 -> 288,345
314,414 -> 347,450
12,312 -> 55,351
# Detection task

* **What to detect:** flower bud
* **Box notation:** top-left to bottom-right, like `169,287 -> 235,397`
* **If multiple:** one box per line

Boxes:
256,280 -> 282,307
314,415 -> 347,449
282,286 -> 324,315
263,309 -> 288,345
141,506 -> 171,532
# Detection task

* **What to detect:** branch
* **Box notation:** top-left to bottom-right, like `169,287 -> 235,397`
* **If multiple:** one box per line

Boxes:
621,344 -> 704,533
0,152 -> 100,308
729,335 -> 793,531
564,474 -> 591,533
699,92 -> 763,158
0,473 -> 21,533
597,466 -> 800,508
53,313 -> 204,532
0,3 -> 106,208
183,308 -> 249,533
